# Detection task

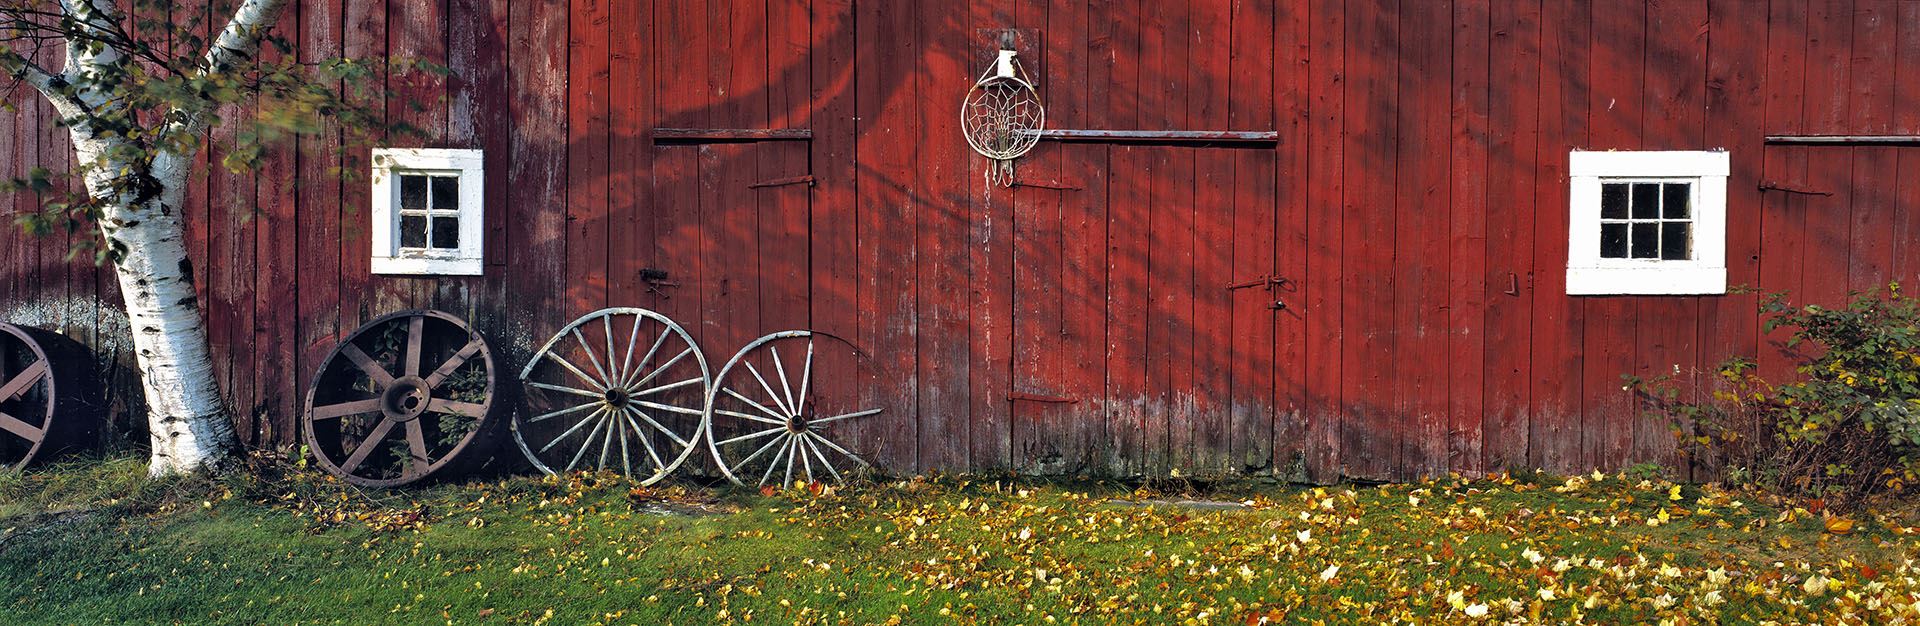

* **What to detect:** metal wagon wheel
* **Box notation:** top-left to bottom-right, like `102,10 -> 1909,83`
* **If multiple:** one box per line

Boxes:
0,323 -> 99,470
302,310 -> 499,488
705,331 -> 882,487
514,308 -> 711,484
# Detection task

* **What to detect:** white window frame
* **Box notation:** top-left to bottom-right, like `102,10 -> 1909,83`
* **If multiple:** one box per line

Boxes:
1566,150 -> 1729,295
370,148 -> 485,276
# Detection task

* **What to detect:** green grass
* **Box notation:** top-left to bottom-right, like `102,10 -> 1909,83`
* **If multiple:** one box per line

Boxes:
3,458 -> 1919,624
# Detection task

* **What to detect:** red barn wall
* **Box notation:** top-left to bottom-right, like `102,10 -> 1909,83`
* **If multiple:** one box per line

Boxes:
4,0 -> 1918,481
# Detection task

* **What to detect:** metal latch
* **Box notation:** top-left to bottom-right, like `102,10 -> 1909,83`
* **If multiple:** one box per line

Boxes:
1225,274 -> 1291,292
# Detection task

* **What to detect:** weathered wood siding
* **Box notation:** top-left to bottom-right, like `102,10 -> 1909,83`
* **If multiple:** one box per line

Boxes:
4,0 -> 1919,480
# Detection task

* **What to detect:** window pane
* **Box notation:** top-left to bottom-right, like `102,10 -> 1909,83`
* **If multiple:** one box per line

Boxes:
1601,223 -> 1628,258
1660,222 -> 1690,260
431,176 -> 458,211
1601,183 -> 1629,219
1630,222 -> 1659,258
400,214 -> 427,248
1631,183 -> 1660,219
400,175 -> 427,210
431,216 -> 460,249
1662,182 -> 1690,218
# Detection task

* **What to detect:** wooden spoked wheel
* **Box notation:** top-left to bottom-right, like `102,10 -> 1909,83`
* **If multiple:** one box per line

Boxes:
706,331 -> 880,487
302,310 -> 499,488
0,324 -> 97,470
514,308 -> 711,484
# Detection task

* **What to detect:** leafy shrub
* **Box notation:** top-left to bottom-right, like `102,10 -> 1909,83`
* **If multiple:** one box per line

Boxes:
1634,283 -> 1920,507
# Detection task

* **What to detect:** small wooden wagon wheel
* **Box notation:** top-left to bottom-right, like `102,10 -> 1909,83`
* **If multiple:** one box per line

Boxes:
0,323 -> 98,470
513,308 -> 711,484
706,331 -> 881,487
302,310 -> 499,487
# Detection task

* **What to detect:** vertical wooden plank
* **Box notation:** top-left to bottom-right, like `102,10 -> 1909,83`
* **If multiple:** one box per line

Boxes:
1758,0 -> 1810,382
1102,0 -> 1149,476
966,0 -> 1013,472
205,0 -> 258,441
1529,0 -> 1588,474
1143,0 -> 1193,474
809,0 -> 862,472
565,0 -> 610,319
861,0 -> 919,471
1801,0 -> 1853,306
650,0 -> 707,384
1231,0 -> 1282,475
296,0 -> 347,448
1635,0 -> 1707,470
1188,0 -> 1235,474
1847,1 -> 1896,292
1448,0 -> 1490,475
914,0 -> 972,472
1893,2 -> 1920,284
700,0 -> 762,368
1393,0 -> 1451,479
1339,0 -> 1397,481
1481,0 -> 1538,473
1267,0 -> 1307,478
1302,0 -> 1345,482
1011,5 -> 1064,473
253,3 -> 302,444
1699,0 -> 1768,481
507,0 -> 569,362
1581,0 -> 1642,472
1051,0 -> 1106,474
760,0 -> 810,332
609,0 -> 656,309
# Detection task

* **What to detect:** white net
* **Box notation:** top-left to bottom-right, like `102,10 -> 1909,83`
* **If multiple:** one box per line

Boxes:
961,49 -> 1044,187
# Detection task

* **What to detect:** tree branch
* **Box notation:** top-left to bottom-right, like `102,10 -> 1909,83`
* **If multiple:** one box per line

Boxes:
0,48 -> 83,116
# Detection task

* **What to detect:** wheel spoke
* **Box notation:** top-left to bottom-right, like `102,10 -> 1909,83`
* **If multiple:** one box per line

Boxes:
0,360 -> 47,402
796,339 -> 814,417
539,406 -> 608,454
573,328 -> 613,388
423,338 -> 484,387
810,408 -> 884,424
631,377 -> 704,397
616,413 -> 634,476
743,361 -> 795,417
527,381 -> 605,400
529,401 -> 599,423
715,426 -> 784,447
542,351 -> 606,391
621,409 -> 667,473
632,399 -> 703,416
715,407 -> 786,427
801,433 -> 844,483
601,315 -> 619,385
404,420 -> 430,476
796,427 -> 815,483
625,406 -> 693,448
340,419 -> 398,474
807,431 -> 872,468
760,436 -> 795,487
721,388 -> 788,422
339,344 -> 396,388
404,316 -> 425,377
564,413 -> 612,472
598,409 -> 617,470
310,399 -> 382,420
426,398 -> 487,418
782,433 -> 799,487
624,327 -> 672,389
627,347 -> 694,392
618,314 -> 645,389
770,344 -> 798,421
733,431 -> 789,470
0,410 -> 43,442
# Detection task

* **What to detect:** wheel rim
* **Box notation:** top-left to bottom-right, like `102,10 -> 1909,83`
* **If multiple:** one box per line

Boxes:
705,331 -> 880,487
514,308 -> 711,485
0,324 -> 57,470
302,310 -> 497,487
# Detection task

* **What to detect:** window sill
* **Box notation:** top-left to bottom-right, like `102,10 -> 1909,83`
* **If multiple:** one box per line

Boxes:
1566,265 -> 1725,295
372,256 -> 484,276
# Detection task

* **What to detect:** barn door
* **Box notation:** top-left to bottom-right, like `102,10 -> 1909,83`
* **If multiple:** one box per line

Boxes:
1009,142 -> 1289,477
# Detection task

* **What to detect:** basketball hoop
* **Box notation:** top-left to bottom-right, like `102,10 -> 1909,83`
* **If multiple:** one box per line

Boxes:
961,48 -> 1044,187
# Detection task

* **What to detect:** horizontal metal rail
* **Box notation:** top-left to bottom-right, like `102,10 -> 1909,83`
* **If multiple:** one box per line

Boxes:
1764,135 -> 1920,145
1032,128 -> 1280,145
652,128 -> 813,143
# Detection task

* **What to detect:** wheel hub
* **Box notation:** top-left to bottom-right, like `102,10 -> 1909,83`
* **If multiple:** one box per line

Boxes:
603,387 -> 630,410
787,413 -> 811,433
382,376 -> 432,422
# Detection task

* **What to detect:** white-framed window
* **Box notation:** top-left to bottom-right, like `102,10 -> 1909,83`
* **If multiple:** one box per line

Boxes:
1566,150 -> 1729,295
370,148 -> 484,275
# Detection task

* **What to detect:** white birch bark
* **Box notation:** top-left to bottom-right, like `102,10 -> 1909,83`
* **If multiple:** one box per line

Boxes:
17,0 -> 289,475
